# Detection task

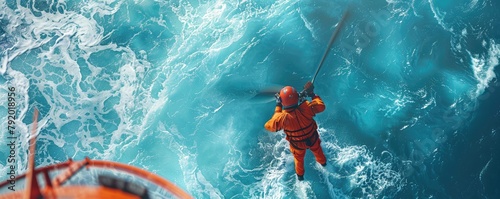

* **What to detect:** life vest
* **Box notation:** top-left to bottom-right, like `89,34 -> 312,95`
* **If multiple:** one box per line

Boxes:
282,106 -> 319,150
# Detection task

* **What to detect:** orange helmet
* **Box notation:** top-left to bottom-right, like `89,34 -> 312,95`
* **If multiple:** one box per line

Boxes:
280,86 -> 299,108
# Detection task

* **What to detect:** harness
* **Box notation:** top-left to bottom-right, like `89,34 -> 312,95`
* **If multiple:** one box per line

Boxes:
287,130 -> 319,150
283,107 -> 319,150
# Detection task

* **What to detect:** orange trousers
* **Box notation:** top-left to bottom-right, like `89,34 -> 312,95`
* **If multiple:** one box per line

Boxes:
289,138 -> 327,176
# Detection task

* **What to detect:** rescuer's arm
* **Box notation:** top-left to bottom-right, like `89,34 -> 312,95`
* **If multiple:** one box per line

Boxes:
264,94 -> 284,132
309,95 -> 325,114
303,81 -> 325,114
264,109 -> 283,132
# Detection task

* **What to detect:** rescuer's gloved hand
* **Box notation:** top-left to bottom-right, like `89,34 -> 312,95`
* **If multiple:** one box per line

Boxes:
298,90 -> 307,102
275,93 -> 282,106
303,81 -> 315,97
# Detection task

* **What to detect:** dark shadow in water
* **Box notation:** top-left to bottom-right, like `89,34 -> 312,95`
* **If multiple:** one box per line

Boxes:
439,74 -> 500,198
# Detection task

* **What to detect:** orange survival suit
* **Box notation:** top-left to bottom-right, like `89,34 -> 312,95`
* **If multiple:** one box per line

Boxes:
264,84 -> 327,179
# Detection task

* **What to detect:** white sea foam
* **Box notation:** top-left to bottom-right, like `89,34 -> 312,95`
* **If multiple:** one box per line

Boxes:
318,128 -> 404,198
250,137 -> 294,198
0,0 -> 160,169
470,40 -> 499,98
428,0 -> 453,32
298,7 -> 318,41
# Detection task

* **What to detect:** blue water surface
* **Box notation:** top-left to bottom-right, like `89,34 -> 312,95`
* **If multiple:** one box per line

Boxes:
1,0 -> 499,198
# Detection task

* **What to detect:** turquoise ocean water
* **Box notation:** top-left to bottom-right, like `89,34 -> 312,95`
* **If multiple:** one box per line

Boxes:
1,0 -> 499,198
